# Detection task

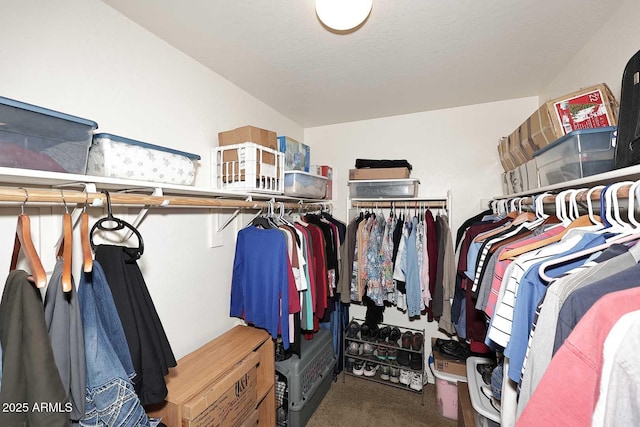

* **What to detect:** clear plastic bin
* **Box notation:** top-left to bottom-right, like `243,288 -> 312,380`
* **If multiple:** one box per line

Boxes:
284,171 -> 328,199
431,362 -> 467,421
212,142 -> 284,194
0,95 -> 98,174
348,178 -> 420,198
533,127 -> 617,186
87,133 -> 200,185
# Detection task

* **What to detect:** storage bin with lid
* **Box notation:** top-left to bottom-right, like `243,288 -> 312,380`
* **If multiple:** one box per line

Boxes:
348,178 -> 420,198
283,171 -> 328,199
533,127 -> 617,186
0,95 -> 98,174
87,133 -> 201,185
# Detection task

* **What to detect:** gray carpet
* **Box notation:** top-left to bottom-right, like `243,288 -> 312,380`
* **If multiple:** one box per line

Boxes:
306,374 -> 458,427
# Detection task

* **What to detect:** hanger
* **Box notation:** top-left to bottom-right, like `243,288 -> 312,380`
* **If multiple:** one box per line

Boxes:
90,190 -> 144,260
81,188 -> 93,273
498,190 -> 600,261
10,189 -> 47,288
628,180 -> 640,228
55,190 -> 73,292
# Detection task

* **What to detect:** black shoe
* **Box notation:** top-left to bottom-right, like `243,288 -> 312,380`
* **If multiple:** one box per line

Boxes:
476,363 -> 496,385
378,326 -> 390,342
409,352 -> 424,371
435,339 -> 470,361
389,327 -> 401,345
345,320 -> 361,339
397,350 -> 411,367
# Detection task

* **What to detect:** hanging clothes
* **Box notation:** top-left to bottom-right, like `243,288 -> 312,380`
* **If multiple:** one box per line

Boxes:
44,259 -> 86,422
95,245 -> 177,407
79,261 -> 159,427
0,270 -> 69,427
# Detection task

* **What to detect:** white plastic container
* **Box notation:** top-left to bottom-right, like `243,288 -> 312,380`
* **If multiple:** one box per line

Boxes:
88,133 -> 200,185
284,171 -> 328,199
348,178 -> 420,198
430,362 -> 467,421
212,142 -> 284,194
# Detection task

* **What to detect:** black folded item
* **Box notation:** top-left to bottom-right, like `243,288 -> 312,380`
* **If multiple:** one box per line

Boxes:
355,159 -> 413,171
433,338 -> 471,361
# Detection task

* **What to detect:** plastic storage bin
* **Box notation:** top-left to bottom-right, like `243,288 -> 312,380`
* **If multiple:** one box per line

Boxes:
275,329 -> 336,427
0,95 -> 97,174
533,127 -> 617,186
348,178 -> 420,198
87,133 -> 200,185
431,362 -> 467,421
212,142 -> 284,194
283,171 -> 328,199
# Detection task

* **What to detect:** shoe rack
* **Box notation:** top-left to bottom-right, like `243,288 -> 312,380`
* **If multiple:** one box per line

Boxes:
342,317 -> 426,405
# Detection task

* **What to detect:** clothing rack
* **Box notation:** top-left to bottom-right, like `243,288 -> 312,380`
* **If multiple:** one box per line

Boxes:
0,186 -> 330,211
350,192 -> 453,226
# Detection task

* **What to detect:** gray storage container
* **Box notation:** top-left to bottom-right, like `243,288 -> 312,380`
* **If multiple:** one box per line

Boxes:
275,328 -> 336,426
348,178 -> 420,198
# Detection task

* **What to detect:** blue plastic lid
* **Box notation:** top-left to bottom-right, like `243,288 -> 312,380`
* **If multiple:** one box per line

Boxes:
0,95 -> 98,129
93,133 -> 201,160
533,126 -> 617,157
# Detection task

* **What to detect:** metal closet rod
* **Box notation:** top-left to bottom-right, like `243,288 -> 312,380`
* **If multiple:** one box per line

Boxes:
352,200 -> 447,209
0,186 -> 330,210
495,185 -> 633,206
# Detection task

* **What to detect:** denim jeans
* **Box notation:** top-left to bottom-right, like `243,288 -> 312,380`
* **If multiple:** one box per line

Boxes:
78,261 -> 159,427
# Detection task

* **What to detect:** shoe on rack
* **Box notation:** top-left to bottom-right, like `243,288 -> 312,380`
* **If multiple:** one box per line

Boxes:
375,344 -> 388,361
345,320 -> 361,339
367,323 -> 380,341
389,327 -> 402,346
360,323 -> 371,341
411,332 -> 424,352
399,369 -> 412,385
362,341 -> 375,357
353,361 -> 365,376
380,365 -> 390,381
378,326 -> 391,342
401,331 -> 414,349
409,352 -> 424,371
363,362 -> 380,377
410,373 -> 423,391
346,357 -> 355,372
387,346 -> 398,361
397,349 -> 410,366
347,341 -> 361,355
390,367 -> 401,383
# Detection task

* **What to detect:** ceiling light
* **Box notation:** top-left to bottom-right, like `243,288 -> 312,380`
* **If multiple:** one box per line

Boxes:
315,0 -> 373,32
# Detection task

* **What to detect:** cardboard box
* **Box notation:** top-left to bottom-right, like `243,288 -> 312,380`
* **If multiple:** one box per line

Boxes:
218,126 -> 278,175
502,83 -> 619,170
182,354 -> 258,427
348,167 -> 411,180
218,125 -> 277,150
432,338 -> 467,378
316,165 -> 333,199
277,135 -> 310,172
549,83 -> 618,137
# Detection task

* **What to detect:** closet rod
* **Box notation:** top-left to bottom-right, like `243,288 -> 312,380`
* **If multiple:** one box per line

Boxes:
351,200 -> 447,209
496,185 -> 633,206
0,186 -> 330,210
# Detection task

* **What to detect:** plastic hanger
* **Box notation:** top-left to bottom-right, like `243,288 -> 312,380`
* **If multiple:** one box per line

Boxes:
90,190 -> 144,260
629,180 -> 640,228
10,189 -> 47,288
81,189 -> 93,273
55,190 -> 73,292
499,190 -> 598,261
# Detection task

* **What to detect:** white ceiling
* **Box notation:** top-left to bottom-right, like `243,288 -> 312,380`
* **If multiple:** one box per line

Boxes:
102,0 -> 625,128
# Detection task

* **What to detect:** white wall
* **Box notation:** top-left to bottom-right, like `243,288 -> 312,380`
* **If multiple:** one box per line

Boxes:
305,97 -> 539,340
0,0 -> 303,358
540,0 -> 640,102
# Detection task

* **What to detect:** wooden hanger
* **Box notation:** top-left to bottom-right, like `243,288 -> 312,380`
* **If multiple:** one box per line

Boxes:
56,212 -> 73,292
10,190 -> 47,288
81,210 -> 93,273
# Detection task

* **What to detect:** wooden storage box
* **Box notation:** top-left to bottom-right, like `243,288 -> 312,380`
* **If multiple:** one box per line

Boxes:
145,325 -> 275,427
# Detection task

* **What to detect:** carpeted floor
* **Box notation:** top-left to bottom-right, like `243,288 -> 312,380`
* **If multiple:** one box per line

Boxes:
306,374 -> 458,427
